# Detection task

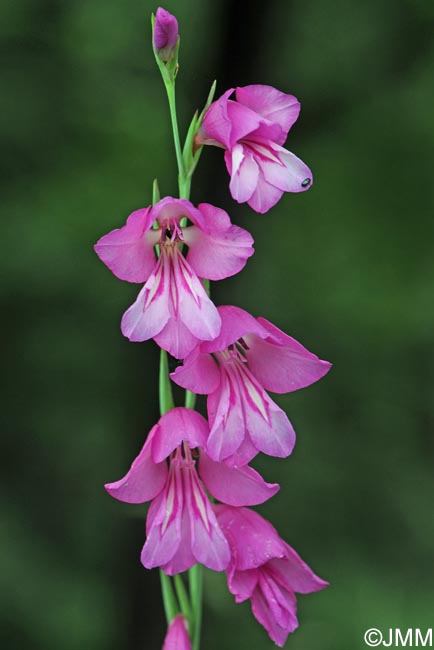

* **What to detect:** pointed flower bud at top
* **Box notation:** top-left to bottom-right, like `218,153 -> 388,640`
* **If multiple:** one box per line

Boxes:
154,7 -> 179,62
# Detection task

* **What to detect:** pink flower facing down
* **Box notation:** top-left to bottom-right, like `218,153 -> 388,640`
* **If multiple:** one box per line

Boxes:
94,197 -> 254,359
171,306 -> 331,467
154,7 -> 179,61
198,85 -> 312,213
105,408 -> 279,575
216,506 -> 328,647
163,615 -> 190,650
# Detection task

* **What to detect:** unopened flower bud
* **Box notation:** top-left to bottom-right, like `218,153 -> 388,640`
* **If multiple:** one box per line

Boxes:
154,7 -> 179,62
163,615 -> 191,650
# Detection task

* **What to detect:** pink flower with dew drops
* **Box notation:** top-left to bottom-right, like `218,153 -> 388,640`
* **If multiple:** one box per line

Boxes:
94,198 -> 254,359
215,506 -> 328,647
171,305 -> 331,467
105,408 -> 279,575
198,84 -> 312,213
162,615 -> 191,650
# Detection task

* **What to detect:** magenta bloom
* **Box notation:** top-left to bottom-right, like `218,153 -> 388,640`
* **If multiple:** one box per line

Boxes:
154,7 -> 179,60
94,198 -> 254,359
171,306 -> 331,466
105,408 -> 279,575
162,615 -> 190,650
198,85 -> 312,213
216,506 -> 328,646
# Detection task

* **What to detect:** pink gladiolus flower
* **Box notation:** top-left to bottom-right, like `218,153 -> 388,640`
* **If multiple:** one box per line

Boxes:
105,408 -> 279,575
216,506 -> 328,647
163,615 -> 191,650
94,197 -> 254,359
154,7 -> 179,60
197,85 -> 312,213
171,306 -> 331,466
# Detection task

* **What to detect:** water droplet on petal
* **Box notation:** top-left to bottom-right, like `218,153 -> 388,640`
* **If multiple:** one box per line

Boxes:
301,178 -> 311,188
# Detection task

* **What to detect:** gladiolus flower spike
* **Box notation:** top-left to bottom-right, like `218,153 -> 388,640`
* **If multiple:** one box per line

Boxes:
96,6 -> 331,650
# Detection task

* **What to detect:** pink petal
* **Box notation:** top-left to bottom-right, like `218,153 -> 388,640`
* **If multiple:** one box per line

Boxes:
94,208 -> 156,283
245,317 -> 332,393
199,452 -> 279,506
121,259 -> 170,342
162,615 -> 191,650
226,145 -> 259,204
185,468 -> 230,571
226,100 -> 265,146
250,584 -> 297,646
269,544 -> 329,594
229,568 -> 259,603
215,506 -> 287,571
159,507 -> 196,575
184,203 -> 254,281
258,571 -> 296,629
244,392 -> 296,458
206,357 -> 295,463
151,408 -> 209,463
170,348 -> 221,394
199,89 -> 234,149
190,515 -> 230,572
220,435 -> 259,468
247,120 -> 285,147
201,305 -> 269,354
188,201 -> 233,234
141,470 -> 183,570
246,170 -> 285,213
206,374 -> 246,461
236,85 -> 301,144
104,425 -> 167,503
262,144 -> 313,192
151,197 -> 202,228
154,318 -> 200,360
122,246 -> 222,358
174,252 -> 221,341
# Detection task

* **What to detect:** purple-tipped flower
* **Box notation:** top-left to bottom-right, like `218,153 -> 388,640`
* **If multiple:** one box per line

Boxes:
154,7 -> 179,61
163,615 -> 191,650
216,506 -> 328,646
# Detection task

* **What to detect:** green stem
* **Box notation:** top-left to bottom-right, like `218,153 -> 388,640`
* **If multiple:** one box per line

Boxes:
160,570 -> 179,623
174,574 -> 192,621
158,57 -> 204,650
180,174 -> 191,200
165,81 -> 186,196
159,349 -> 175,414
185,389 -> 197,409
156,170 -> 179,624
189,564 -> 203,650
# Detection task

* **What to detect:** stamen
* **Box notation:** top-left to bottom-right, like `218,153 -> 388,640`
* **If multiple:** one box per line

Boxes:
238,337 -> 250,350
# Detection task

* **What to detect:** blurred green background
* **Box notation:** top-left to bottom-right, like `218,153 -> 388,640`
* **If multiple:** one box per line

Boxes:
2,0 -> 434,648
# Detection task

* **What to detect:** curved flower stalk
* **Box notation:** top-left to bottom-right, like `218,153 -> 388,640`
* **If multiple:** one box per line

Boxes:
163,615 -> 191,650
105,408 -> 279,574
215,506 -> 328,647
94,197 -> 254,359
171,305 -> 331,466
197,85 -> 313,213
